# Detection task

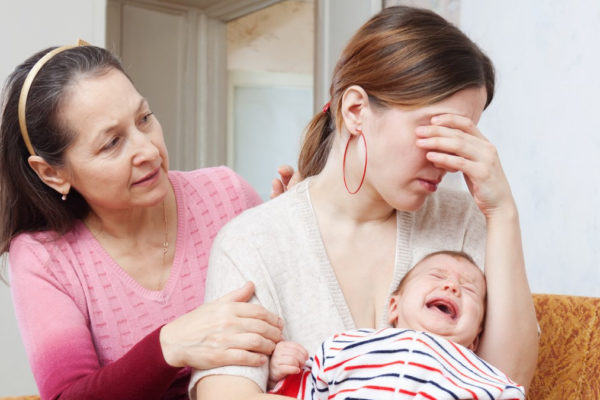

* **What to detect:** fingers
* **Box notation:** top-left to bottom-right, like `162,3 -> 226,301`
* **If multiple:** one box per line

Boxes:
271,365 -> 302,381
271,165 -> 298,199
430,113 -> 486,140
231,302 -> 284,329
270,178 -> 285,199
277,165 -> 295,184
225,331 -> 279,355
236,315 -> 284,344
218,281 -> 255,303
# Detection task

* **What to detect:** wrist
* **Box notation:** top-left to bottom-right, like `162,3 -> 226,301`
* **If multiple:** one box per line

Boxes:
159,323 -> 184,367
485,200 -> 519,224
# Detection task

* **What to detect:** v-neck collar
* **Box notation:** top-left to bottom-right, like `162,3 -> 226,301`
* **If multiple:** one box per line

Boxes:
299,178 -> 414,330
76,172 -> 186,304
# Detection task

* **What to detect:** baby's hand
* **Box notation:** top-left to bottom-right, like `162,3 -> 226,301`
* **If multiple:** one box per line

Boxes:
268,341 -> 309,388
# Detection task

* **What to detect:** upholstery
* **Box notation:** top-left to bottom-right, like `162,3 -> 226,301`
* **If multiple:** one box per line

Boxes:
528,293 -> 600,399
2,294 -> 598,400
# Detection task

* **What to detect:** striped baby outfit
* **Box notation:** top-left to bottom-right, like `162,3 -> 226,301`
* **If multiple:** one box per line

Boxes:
271,328 -> 524,400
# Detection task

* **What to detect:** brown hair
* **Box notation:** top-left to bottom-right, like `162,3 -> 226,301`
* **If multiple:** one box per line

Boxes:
0,46 -> 127,259
298,6 -> 495,177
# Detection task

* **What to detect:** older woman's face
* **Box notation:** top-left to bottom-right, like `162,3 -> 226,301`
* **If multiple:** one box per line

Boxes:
58,68 -> 170,213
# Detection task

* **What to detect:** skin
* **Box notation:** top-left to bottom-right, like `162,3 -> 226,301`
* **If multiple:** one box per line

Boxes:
269,253 -> 486,385
196,84 -> 538,398
27,68 -> 284,372
387,254 -> 486,350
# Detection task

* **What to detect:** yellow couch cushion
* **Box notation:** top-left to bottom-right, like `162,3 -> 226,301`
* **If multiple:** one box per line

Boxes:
529,294 -> 600,399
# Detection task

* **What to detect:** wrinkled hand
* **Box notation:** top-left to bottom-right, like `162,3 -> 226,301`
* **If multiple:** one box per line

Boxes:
270,165 -> 302,199
160,282 -> 284,370
415,114 -> 516,219
268,341 -> 309,389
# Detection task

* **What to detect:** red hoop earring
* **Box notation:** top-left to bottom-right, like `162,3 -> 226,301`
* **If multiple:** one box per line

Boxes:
342,131 -> 368,194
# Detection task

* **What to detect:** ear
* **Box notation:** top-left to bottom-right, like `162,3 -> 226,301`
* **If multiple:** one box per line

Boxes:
467,334 -> 481,352
387,294 -> 400,327
27,155 -> 71,196
340,85 -> 370,136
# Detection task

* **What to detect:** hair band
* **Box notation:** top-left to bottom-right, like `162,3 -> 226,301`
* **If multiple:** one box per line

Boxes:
322,102 -> 331,113
18,39 -> 90,156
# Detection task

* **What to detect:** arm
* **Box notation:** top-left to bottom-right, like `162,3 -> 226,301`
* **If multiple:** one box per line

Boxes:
191,225 -> 287,399
416,114 -> 538,388
9,241 -> 179,400
10,237 -> 282,400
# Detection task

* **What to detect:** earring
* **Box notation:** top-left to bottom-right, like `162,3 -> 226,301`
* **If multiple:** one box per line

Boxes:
61,192 -> 67,201
342,129 -> 368,194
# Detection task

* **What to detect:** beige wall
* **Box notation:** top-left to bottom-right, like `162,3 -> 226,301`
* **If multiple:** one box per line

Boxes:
227,0 -> 313,74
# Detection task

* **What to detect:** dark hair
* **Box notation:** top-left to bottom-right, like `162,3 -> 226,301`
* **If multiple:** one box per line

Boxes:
0,45 -> 127,257
393,250 -> 481,296
298,6 -> 495,177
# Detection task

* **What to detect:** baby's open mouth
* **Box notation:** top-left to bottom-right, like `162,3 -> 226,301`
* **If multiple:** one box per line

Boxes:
426,299 -> 458,319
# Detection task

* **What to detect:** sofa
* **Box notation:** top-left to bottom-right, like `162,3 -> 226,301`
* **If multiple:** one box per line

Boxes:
2,294 -> 598,400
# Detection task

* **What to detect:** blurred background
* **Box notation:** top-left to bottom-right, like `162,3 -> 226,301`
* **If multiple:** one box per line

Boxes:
1,0 -> 599,395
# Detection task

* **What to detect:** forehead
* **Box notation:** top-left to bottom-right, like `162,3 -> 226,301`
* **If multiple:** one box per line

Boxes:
59,69 -> 142,135
414,253 -> 484,282
400,86 -> 487,125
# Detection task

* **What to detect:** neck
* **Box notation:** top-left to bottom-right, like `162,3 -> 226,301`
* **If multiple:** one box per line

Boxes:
310,137 -> 395,224
84,186 -> 175,241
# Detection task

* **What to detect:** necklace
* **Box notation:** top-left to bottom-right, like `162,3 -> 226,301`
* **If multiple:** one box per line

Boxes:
162,200 -> 169,266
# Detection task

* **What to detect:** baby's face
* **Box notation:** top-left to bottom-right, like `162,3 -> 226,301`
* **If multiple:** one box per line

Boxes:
387,253 -> 486,350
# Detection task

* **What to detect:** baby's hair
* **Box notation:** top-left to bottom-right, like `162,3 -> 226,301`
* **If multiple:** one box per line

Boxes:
393,250 -> 480,296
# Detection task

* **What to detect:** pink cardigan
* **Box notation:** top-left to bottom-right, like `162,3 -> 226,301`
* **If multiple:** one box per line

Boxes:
9,167 -> 261,400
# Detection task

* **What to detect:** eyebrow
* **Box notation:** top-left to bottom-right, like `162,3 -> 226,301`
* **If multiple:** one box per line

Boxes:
96,98 -> 148,136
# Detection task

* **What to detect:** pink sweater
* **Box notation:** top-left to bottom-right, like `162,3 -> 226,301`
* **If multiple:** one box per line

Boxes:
9,167 -> 262,400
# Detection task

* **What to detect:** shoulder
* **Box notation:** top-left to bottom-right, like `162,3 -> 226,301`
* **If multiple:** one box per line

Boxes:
170,167 -> 262,213
169,167 -> 249,195
8,229 -> 86,296
214,179 -> 309,244
10,231 -> 59,271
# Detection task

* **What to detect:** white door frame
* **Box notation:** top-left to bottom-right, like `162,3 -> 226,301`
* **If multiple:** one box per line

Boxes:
106,0 -> 282,169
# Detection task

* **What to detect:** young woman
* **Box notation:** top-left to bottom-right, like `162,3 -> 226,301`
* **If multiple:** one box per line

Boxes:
193,6 -> 538,399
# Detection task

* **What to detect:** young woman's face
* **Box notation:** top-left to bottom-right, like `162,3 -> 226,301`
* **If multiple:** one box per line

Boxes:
387,254 -> 486,350
362,86 -> 487,211
58,68 -> 170,213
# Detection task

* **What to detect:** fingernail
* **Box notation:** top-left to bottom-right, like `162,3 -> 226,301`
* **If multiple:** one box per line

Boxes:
416,139 -> 427,145
415,127 -> 426,134
431,116 -> 440,124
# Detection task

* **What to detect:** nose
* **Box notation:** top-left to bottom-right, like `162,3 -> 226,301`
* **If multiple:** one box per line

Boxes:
131,129 -> 160,165
442,279 -> 460,296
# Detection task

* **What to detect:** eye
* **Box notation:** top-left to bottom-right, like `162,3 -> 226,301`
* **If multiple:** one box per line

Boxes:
101,136 -> 121,151
140,111 -> 154,125
462,285 -> 477,295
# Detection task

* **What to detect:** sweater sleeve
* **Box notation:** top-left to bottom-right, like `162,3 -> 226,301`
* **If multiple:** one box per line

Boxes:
9,236 -> 181,400
188,222 -> 282,397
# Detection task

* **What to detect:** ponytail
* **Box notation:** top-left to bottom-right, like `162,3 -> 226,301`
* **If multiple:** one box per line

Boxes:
298,107 -> 335,177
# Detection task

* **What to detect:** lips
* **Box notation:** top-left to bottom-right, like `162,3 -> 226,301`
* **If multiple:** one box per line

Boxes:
426,297 -> 459,319
133,167 -> 160,185
417,178 -> 440,192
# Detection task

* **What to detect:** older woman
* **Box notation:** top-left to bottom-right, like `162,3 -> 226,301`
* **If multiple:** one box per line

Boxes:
0,44 -> 284,399
193,6 -> 538,399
